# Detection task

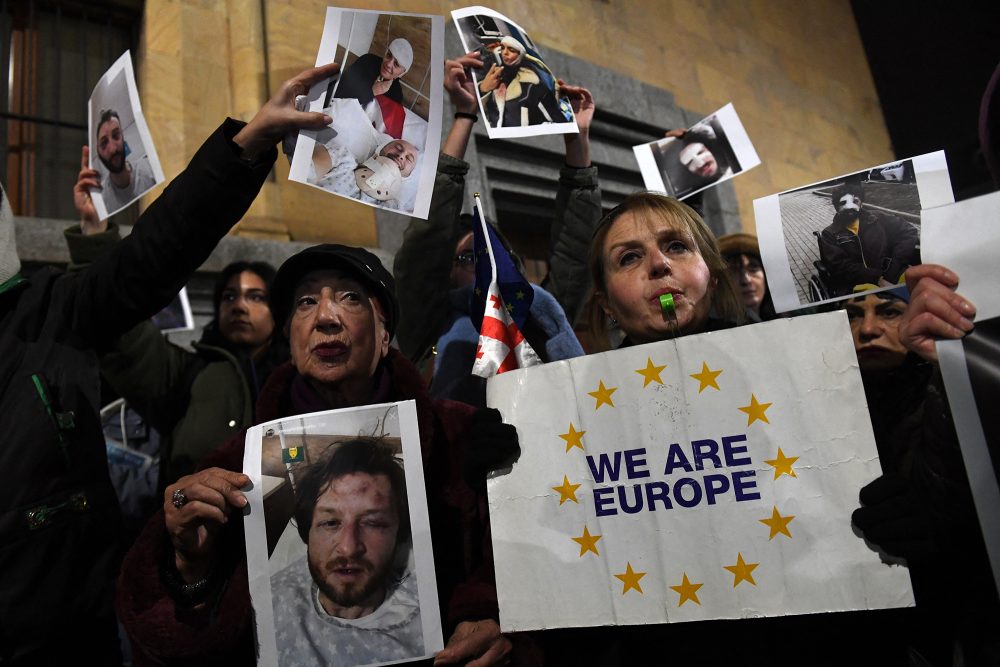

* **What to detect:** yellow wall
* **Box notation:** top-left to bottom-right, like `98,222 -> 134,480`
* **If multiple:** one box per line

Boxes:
138,0 -> 890,241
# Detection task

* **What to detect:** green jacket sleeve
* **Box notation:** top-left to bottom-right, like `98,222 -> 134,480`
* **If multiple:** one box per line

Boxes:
542,164 -> 602,327
393,152 -> 469,363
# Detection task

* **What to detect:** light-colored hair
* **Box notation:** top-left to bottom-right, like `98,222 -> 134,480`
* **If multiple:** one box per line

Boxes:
585,192 -> 745,351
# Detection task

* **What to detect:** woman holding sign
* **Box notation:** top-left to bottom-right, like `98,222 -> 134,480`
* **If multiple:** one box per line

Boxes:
585,192 -> 746,350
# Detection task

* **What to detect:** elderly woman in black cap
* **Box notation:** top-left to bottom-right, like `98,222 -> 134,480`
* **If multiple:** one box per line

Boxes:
117,245 -> 523,666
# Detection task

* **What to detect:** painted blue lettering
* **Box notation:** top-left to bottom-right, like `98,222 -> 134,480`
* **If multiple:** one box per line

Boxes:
732,470 -> 761,501
618,484 -> 645,514
587,451 -> 623,483
703,474 -> 731,505
663,443 -> 693,474
645,481 -> 672,510
722,434 -> 751,467
623,448 -> 650,479
674,478 -> 703,508
594,487 -> 617,516
692,439 -> 721,470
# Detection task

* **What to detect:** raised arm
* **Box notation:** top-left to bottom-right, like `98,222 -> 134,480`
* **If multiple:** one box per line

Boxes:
394,53 -> 482,362
543,81 -> 602,326
62,64 -> 339,350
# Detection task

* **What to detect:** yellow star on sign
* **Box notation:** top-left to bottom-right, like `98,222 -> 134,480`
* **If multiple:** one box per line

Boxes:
690,362 -> 722,392
764,447 -> 799,479
588,380 -> 617,410
764,448 -> 799,480
669,573 -> 704,606
571,525 -> 602,557
635,357 -> 667,387
614,562 -> 646,594
759,506 -> 795,540
738,393 -> 772,426
558,423 -> 586,452
724,552 -> 759,587
552,476 -> 581,505
516,290 -> 525,300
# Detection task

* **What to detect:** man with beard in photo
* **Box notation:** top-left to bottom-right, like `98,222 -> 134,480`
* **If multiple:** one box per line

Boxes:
94,109 -> 156,213
270,438 -> 423,665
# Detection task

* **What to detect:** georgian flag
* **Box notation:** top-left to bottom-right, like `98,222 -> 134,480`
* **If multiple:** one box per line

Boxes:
470,195 -> 541,378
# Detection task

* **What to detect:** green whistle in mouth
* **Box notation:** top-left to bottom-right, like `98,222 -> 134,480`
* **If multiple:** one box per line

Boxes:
659,293 -> 675,316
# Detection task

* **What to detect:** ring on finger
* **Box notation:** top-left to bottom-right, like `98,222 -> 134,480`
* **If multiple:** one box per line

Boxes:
171,488 -> 189,509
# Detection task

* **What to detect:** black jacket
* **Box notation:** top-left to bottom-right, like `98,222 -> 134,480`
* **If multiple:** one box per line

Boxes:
819,208 -> 919,296
0,119 -> 273,664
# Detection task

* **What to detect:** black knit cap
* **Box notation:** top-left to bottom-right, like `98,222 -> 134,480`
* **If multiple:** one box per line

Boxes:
270,244 -> 399,338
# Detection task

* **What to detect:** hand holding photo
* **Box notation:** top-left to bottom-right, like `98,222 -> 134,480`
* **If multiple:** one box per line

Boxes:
451,6 -> 578,139
754,152 -> 953,313
288,8 -> 444,219
633,103 -> 759,201
87,50 -> 164,221
243,401 -> 442,667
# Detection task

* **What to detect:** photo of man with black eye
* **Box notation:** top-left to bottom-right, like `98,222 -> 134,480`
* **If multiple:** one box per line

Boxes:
245,401 -> 444,667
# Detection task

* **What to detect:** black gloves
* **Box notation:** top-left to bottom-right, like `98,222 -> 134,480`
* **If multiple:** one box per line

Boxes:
851,473 -> 939,566
463,408 -> 521,490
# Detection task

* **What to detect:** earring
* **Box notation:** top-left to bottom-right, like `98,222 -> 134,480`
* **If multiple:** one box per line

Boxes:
609,315 -> 618,328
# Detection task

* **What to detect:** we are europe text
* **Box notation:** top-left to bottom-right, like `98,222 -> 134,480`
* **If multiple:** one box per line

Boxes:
587,435 -> 760,517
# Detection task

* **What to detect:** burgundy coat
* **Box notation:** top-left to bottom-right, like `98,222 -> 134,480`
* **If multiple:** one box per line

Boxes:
117,349 -> 505,665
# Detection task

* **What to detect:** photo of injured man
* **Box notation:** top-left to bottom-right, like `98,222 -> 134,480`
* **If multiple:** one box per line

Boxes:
289,9 -> 444,219
244,402 -> 442,666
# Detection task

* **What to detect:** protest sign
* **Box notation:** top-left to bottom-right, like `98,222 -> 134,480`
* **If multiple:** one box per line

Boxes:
754,152 -> 953,313
633,103 -> 759,201
486,312 -> 912,631
243,401 -> 442,666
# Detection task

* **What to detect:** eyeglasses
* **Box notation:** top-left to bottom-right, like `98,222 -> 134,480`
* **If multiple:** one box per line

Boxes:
454,250 -> 475,267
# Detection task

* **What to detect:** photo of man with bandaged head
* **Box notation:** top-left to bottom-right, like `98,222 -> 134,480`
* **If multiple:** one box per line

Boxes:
288,9 -> 444,219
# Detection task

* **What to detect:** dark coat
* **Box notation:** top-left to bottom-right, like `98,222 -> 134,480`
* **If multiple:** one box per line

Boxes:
65,226 -> 281,488
334,52 -> 403,109
819,208 -> 920,296
0,119 -> 274,665
116,349 -> 514,666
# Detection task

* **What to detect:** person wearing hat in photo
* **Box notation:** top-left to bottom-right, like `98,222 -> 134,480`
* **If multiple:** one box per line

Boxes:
117,244 -> 534,666
0,61 -> 339,664
717,232 -> 776,322
335,37 -> 414,140
478,35 -> 570,128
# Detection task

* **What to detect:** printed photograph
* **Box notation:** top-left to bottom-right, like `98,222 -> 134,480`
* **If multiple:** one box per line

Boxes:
289,9 -> 444,219
244,402 -> 442,667
753,151 -> 954,313
151,288 -> 194,333
88,50 -> 164,220
452,6 -> 577,139
633,103 -> 760,201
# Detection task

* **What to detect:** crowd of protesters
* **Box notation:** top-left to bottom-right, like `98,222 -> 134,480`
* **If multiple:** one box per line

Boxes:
0,42 -> 997,667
